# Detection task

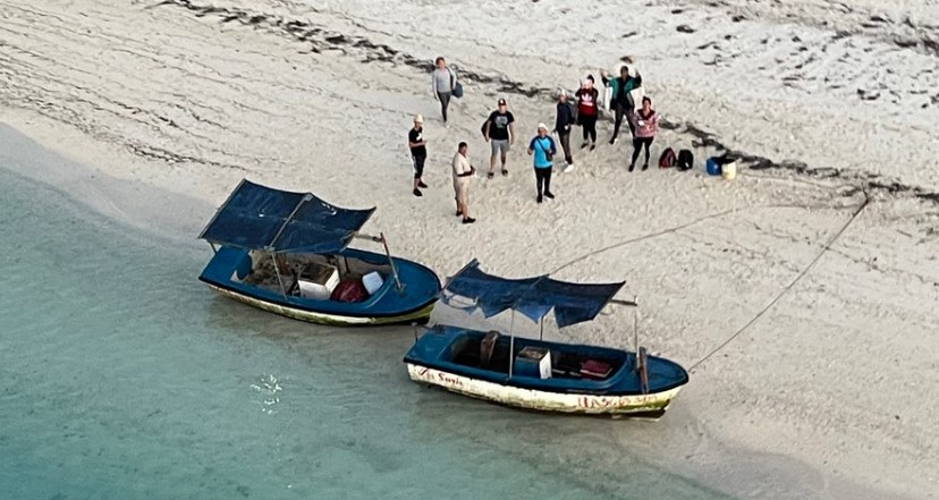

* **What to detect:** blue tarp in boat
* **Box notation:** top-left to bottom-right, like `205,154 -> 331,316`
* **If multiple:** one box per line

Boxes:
442,259 -> 625,327
198,179 -> 375,253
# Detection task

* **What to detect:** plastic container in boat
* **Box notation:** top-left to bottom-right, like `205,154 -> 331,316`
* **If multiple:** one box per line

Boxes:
297,263 -> 339,300
361,272 -> 384,295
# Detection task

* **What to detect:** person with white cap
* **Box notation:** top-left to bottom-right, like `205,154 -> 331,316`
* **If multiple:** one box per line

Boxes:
554,89 -> 576,171
527,123 -> 558,203
407,114 -> 429,197
481,97 -> 515,178
451,141 -> 476,224
575,75 -> 600,150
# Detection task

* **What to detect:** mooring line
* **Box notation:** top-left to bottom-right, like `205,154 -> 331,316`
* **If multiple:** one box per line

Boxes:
548,199 -> 860,277
549,208 -> 739,275
687,193 -> 871,372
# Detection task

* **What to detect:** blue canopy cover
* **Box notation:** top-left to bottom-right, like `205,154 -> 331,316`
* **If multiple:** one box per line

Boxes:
442,260 -> 625,328
199,179 -> 375,253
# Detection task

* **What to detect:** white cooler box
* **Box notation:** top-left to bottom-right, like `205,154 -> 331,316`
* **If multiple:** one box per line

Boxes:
361,271 -> 384,295
297,262 -> 340,300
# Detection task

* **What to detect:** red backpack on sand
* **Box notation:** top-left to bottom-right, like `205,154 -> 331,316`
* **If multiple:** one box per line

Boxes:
659,147 -> 677,168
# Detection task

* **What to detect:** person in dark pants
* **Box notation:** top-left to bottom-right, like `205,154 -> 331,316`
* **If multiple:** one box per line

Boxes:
407,114 -> 428,196
575,76 -> 599,150
554,90 -> 575,172
432,57 -> 457,124
528,123 -> 557,203
482,98 -> 515,178
601,65 -> 643,144
629,96 -> 660,171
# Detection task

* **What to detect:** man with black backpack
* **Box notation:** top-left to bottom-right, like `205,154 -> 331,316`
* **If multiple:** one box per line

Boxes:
555,90 -> 576,172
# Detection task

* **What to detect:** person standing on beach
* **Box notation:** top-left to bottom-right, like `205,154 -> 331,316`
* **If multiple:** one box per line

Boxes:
555,90 -> 575,172
482,98 -> 515,178
432,57 -> 457,124
601,65 -> 642,144
407,114 -> 428,197
452,142 -> 476,224
575,76 -> 599,150
628,96 -> 660,172
527,123 -> 557,203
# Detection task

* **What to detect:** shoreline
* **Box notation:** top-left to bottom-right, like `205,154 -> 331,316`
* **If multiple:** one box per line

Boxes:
2,1 -> 938,498
0,105 -> 917,500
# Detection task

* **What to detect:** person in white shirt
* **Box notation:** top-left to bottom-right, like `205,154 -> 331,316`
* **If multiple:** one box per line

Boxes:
451,142 -> 476,224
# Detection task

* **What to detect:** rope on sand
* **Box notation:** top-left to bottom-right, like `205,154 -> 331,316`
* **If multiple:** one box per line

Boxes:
549,208 -> 739,275
687,192 -> 871,372
548,199 -> 863,276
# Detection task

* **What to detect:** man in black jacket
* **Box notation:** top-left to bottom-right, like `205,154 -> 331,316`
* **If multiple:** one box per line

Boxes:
554,90 -> 575,172
601,66 -> 643,144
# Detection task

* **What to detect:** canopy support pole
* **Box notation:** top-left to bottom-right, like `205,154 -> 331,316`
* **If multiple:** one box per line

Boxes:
539,316 -> 545,341
268,194 -> 312,250
507,310 -> 517,380
271,253 -> 288,299
638,347 -> 649,394
633,301 -> 640,362
209,242 -> 218,255
380,232 -> 404,294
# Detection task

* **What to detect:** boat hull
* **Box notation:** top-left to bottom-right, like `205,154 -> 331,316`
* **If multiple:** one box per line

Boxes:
207,284 -> 435,326
407,363 -> 682,416
199,245 -> 440,327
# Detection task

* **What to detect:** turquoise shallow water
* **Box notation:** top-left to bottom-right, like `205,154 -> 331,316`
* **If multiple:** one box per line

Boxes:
0,168 -> 727,500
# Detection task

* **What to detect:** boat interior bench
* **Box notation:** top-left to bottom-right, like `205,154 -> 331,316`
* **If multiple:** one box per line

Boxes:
449,332 -> 621,380
242,251 -> 391,300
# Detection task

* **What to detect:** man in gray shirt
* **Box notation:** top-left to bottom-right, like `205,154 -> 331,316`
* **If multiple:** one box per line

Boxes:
432,56 -> 457,124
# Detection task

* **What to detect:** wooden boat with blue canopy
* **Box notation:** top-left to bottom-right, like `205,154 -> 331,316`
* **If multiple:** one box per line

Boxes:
198,179 -> 441,326
404,259 -> 689,417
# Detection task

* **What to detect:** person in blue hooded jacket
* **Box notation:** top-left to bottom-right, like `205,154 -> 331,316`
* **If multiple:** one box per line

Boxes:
527,123 -> 557,204
601,65 -> 642,144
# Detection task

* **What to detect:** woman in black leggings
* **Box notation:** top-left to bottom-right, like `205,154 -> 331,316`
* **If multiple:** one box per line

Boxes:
575,76 -> 599,150
629,96 -> 660,171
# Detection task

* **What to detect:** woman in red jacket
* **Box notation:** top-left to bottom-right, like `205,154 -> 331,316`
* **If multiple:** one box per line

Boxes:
575,75 -> 599,151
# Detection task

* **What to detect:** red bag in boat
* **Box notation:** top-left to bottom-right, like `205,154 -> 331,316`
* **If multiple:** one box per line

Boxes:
580,360 -> 613,379
330,279 -> 369,302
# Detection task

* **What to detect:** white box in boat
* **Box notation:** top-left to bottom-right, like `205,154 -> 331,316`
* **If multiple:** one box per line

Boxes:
515,346 -> 552,379
361,271 -> 384,295
297,263 -> 339,300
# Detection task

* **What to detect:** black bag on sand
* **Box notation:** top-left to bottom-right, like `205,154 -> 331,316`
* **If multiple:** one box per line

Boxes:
677,149 -> 694,171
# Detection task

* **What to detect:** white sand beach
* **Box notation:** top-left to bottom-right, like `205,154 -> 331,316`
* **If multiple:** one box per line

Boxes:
2,0 -> 938,498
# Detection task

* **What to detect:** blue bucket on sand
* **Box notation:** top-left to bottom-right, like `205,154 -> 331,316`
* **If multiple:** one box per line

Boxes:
706,157 -> 722,176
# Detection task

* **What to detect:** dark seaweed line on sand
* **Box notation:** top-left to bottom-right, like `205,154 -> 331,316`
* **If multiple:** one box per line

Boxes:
156,0 -> 939,206
154,0 -> 548,98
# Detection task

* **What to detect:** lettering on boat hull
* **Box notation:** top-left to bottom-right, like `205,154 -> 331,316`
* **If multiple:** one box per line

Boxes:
206,284 -> 434,326
407,364 -> 681,416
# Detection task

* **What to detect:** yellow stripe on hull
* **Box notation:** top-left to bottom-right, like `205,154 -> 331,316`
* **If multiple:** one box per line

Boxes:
207,284 -> 434,326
